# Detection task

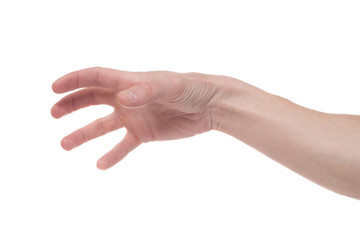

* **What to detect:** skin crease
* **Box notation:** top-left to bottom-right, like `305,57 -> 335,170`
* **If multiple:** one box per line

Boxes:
51,67 -> 360,200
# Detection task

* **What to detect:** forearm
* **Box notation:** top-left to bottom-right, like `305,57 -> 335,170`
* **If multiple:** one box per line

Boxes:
210,76 -> 360,199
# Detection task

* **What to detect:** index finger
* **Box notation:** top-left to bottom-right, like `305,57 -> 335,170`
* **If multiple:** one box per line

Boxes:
52,67 -> 134,93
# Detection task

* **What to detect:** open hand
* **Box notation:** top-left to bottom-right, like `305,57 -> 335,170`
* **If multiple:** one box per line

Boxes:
51,67 -> 222,169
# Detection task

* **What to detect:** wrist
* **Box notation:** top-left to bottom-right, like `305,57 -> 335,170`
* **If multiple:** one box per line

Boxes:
208,76 -> 276,134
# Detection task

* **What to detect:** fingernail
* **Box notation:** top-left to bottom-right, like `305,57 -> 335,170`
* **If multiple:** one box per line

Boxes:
119,91 -> 136,103
126,91 -> 136,101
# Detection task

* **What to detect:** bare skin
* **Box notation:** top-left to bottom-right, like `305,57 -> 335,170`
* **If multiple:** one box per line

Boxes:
51,67 -> 360,200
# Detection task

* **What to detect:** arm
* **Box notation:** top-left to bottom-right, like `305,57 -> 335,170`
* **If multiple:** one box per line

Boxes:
210,75 -> 360,200
51,67 -> 360,200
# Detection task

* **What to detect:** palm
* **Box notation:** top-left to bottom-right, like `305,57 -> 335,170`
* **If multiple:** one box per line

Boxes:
52,67 -> 215,169
114,101 -> 211,143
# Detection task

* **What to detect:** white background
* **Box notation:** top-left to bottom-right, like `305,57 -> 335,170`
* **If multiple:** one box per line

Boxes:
0,0 -> 359,239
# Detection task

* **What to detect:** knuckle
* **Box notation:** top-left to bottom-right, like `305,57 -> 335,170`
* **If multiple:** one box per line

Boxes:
74,71 -> 80,89
89,66 -> 103,86
121,141 -> 131,156
108,150 -> 120,162
88,90 -> 94,105
78,129 -> 87,142
172,73 -> 186,94
96,120 -> 107,135
69,95 -> 77,111
94,68 -> 101,86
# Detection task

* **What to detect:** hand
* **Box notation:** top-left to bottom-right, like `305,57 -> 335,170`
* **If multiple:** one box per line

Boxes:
51,67 -> 222,170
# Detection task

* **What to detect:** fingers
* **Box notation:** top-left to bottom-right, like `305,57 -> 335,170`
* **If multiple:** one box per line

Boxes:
117,81 -> 165,108
61,113 -> 123,151
51,88 -> 115,118
96,132 -> 141,170
52,67 -> 133,93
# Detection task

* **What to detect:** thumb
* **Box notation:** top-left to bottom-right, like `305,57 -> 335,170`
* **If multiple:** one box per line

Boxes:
117,81 -> 162,108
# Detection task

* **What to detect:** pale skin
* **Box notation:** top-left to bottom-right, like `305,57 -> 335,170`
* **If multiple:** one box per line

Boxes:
51,67 -> 360,200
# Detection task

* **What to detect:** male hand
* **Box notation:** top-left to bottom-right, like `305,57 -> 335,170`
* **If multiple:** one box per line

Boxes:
51,67 -> 222,169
